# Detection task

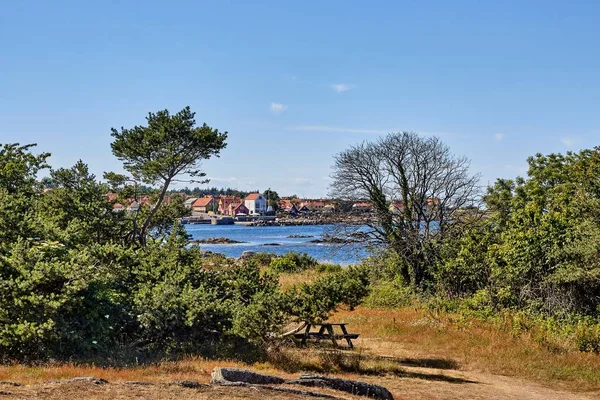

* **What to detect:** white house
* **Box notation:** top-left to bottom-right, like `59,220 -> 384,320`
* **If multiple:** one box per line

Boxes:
244,193 -> 267,215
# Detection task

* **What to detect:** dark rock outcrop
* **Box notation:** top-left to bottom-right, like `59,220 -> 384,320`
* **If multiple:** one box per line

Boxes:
50,377 -> 108,385
0,382 -> 23,387
287,374 -> 393,400
210,367 -> 393,400
189,237 -> 246,244
169,380 -> 208,389
211,367 -> 285,385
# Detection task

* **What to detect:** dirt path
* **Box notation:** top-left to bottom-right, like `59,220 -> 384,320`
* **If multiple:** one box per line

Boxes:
350,337 -> 600,400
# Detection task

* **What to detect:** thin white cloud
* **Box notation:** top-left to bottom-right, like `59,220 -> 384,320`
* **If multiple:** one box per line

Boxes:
330,83 -> 355,93
291,125 -> 388,135
561,136 -> 577,147
494,133 -> 504,141
270,102 -> 288,113
293,178 -> 313,186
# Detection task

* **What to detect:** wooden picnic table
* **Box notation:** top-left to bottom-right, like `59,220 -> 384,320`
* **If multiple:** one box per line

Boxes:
293,322 -> 359,349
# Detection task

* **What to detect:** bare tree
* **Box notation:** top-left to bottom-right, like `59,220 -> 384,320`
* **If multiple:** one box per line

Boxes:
330,132 -> 481,286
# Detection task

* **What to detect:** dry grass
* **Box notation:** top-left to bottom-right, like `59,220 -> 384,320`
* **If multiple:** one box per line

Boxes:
278,269 -> 322,290
0,358 -> 257,385
332,307 -> 600,392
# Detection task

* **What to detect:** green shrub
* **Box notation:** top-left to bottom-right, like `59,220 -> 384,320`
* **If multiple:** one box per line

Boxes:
315,263 -> 342,273
363,278 -> 414,309
574,321 -> 600,353
284,266 -> 370,322
249,252 -> 275,266
269,252 -> 317,273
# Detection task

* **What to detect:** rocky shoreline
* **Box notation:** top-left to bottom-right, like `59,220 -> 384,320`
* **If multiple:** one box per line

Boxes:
189,237 -> 246,244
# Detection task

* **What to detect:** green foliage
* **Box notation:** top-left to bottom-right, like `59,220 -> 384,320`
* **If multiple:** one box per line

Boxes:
433,147 -> 600,320
315,263 -> 343,273
108,106 -> 228,245
269,252 -> 317,273
574,320 -> 600,353
363,278 -> 415,309
284,266 -> 370,322
0,140 -> 369,362
247,252 -> 275,266
110,107 -> 227,186
0,143 -> 50,250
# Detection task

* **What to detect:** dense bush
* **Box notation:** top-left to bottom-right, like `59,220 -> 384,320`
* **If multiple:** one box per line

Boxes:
283,266 -> 370,322
269,252 -> 317,273
0,143 -> 370,362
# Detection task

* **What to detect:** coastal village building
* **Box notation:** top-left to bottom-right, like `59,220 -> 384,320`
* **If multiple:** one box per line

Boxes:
230,202 -> 249,216
352,202 -> 372,212
301,200 -> 325,212
192,196 -> 218,213
278,199 -> 298,215
218,196 -> 239,215
244,193 -> 267,215
323,204 -> 336,213
218,196 -> 250,216
184,197 -> 197,209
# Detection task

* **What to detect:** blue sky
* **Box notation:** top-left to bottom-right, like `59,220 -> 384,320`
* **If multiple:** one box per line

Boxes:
1,1 -> 599,197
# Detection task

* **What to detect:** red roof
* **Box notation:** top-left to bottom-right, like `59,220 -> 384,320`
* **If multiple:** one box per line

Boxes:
278,199 -> 296,210
106,192 -> 118,202
193,196 -> 215,207
245,193 -> 262,200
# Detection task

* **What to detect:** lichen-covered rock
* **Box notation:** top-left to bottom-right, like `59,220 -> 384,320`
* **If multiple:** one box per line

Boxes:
211,367 -> 285,385
169,380 -> 208,389
287,374 -> 393,400
0,382 -> 23,387
50,377 -> 108,385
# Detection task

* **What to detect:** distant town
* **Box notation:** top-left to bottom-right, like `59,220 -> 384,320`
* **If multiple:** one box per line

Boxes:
101,187 -> 444,226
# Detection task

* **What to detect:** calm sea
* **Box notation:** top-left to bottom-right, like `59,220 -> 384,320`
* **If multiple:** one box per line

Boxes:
184,224 -> 369,265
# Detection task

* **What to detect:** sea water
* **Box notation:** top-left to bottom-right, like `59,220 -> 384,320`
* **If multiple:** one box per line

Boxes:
184,223 -> 368,265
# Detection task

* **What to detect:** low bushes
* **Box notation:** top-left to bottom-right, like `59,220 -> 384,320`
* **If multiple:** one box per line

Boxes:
269,252 -> 317,273
0,240 -> 370,362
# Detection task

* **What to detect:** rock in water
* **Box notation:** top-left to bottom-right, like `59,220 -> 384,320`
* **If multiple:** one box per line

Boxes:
211,367 -> 285,385
239,251 -> 256,260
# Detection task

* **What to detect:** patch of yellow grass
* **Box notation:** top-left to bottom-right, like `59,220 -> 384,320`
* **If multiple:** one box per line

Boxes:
278,269 -> 322,290
333,307 -> 600,392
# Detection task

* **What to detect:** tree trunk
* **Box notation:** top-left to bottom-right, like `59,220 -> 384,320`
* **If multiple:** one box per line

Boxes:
139,177 -> 171,246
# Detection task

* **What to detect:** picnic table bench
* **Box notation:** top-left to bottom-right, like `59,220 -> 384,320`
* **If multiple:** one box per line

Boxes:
293,323 -> 359,348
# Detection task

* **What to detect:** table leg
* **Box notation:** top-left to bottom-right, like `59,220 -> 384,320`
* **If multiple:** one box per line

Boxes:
315,325 -> 326,344
340,325 -> 354,349
301,324 -> 311,346
326,325 -> 338,348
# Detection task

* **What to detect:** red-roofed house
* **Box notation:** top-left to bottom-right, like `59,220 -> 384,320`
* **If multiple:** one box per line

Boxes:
352,202 -> 372,212
302,200 -> 325,211
278,199 -> 298,215
218,196 -> 240,215
231,202 -> 249,216
192,196 -> 218,213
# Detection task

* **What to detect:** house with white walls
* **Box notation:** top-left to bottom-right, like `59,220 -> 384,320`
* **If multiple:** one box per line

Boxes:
244,193 -> 267,215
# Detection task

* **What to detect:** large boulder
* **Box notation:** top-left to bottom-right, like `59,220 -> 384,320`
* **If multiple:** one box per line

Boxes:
211,367 -> 285,385
287,374 -> 393,400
